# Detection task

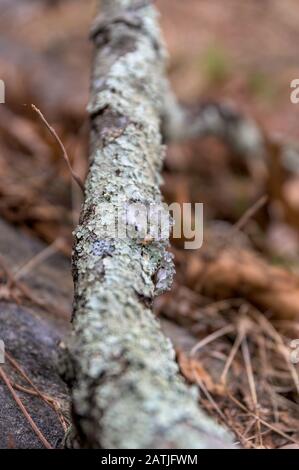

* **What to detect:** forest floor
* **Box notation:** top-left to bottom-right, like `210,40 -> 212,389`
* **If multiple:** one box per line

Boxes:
0,0 -> 299,448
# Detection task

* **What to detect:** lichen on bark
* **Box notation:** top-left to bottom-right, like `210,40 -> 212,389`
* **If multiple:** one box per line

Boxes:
61,0 -> 235,449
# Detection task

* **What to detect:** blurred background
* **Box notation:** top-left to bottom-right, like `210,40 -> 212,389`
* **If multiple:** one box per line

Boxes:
1,0 -> 299,449
2,0 -> 299,253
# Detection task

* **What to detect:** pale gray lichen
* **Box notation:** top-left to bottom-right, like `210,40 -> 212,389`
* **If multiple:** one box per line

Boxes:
92,239 -> 115,257
62,0 -> 235,449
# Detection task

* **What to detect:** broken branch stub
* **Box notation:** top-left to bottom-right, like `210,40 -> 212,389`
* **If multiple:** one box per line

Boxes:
61,0 -> 235,448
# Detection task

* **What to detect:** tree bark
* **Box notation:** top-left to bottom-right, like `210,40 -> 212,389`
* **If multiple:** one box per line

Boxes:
61,0 -> 235,449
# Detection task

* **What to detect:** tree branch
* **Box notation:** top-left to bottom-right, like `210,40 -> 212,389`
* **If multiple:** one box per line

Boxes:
61,0 -> 235,449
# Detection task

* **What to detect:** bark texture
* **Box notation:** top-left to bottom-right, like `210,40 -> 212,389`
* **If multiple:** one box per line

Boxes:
62,0 -> 235,449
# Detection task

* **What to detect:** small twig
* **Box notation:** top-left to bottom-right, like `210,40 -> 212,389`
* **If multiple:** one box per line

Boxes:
242,336 -> 263,447
220,327 -> 245,385
227,392 -> 299,446
0,366 -> 52,449
257,334 -> 280,424
14,237 -> 63,281
242,418 -> 258,440
192,366 -> 227,422
218,195 -> 268,254
229,195 -> 268,239
10,381 -> 68,432
31,104 -> 85,195
0,252 -> 69,319
190,324 -> 235,357
255,312 -> 299,395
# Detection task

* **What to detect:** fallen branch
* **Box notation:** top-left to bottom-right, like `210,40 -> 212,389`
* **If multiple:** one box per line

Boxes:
161,85 -> 299,183
61,0 -> 234,449
162,97 -> 265,160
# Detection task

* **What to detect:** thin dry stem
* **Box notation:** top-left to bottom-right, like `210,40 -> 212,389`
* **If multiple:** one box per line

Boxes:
241,336 -> 263,447
14,237 -> 64,281
190,324 -> 235,357
0,366 -> 53,449
228,392 -> 299,445
31,104 -> 85,194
